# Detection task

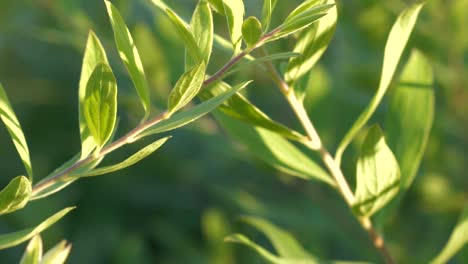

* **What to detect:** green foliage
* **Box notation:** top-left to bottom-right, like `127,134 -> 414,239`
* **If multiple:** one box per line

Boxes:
261,0 -> 277,32
222,0 -> 245,54
189,0 -> 213,67
242,16 -> 263,48
0,176 -> 31,215
39,240 -> 71,264
168,61 -> 206,114
20,236 -> 42,264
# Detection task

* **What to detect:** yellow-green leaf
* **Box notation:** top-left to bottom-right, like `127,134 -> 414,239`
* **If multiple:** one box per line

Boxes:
261,0 -> 278,32
168,61 -> 206,114
20,235 -> 43,264
0,176 -> 31,215
242,16 -> 262,47
39,240 -> 72,264
335,3 -> 424,165
189,0 -> 213,67
0,84 -> 33,179
222,0 -> 244,55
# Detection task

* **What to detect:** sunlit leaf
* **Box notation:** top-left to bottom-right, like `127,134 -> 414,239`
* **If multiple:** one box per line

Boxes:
216,113 -> 333,185
40,240 -> 71,264
168,61 -> 206,114
207,0 -> 225,15
222,0 -> 245,55
105,0 -> 151,116
20,235 -> 42,264
71,137 -> 170,177
0,83 -> 33,179
78,31 -> 109,159
285,0 -> 337,89
140,81 -> 251,137
261,0 -> 278,32
199,81 -> 305,141
353,125 -> 400,217
189,0 -> 213,67
0,176 -> 31,215
385,49 -> 434,192
0,207 -> 75,250
431,204 -> 468,264
242,16 -> 262,47
335,3 -> 424,165
225,52 -> 301,77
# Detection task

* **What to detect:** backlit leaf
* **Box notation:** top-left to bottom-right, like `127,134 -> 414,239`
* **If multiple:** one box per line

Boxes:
261,0 -> 278,32
353,125 -> 400,217
225,52 -> 301,77
40,240 -> 71,264
0,84 -> 33,179
0,207 -> 75,250
0,176 -> 31,215
335,3 -> 424,165
189,0 -> 213,67
168,61 -> 206,114
105,1 -> 151,116
20,235 -> 42,264
242,16 -> 262,47
222,0 -> 245,55
207,0 -> 225,15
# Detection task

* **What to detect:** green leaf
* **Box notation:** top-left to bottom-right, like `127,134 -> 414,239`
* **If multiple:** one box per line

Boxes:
335,3 -> 424,165
105,0 -> 151,116
164,8 -> 203,63
140,81 -> 251,137
0,83 -> 33,179
261,0 -> 278,32
353,125 -> 400,217
78,31 -> 109,159
225,234 -> 285,264
225,52 -> 301,78
385,49 -> 434,192
222,0 -> 245,55
216,113 -> 333,185
0,207 -> 75,250
242,16 -> 263,47
20,235 -> 43,264
285,0 -> 337,87
71,137 -> 170,177
189,0 -> 213,67
199,81 -> 305,142
83,63 -> 118,148
40,240 -> 71,264
431,204 -> 468,264
207,0 -> 225,15
0,176 -> 31,215
168,61 -> 206,114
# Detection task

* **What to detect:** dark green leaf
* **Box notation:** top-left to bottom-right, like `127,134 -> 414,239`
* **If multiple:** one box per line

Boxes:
189,0 -> 213,67
71,137 -> 170,177
78,31 -> 109,158
431,204 -> 468,264
353,125 -> 400,217
20,235 -> 42,264
242,16 -> 262,47
216,113 -> 333,185
168,61 -> 206,114
0,207 -> 75,250
83,64 -> 118,148
105,1 -> 151,116
261,0 -> 278,32
285,0 -> 337,88
335,3 -> 424,165
199,81 -> 305,141
222,0 -> 245,55
385,49 -> 434,191
140,81 -> 251,137
0,176 -> 31,215
0,84 -> 33,179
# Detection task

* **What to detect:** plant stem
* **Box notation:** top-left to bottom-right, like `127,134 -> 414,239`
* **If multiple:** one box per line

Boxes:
31,27 -> 283,199
260,48 -> 395,264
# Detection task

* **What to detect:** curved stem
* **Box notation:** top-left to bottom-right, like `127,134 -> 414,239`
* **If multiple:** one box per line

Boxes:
260,48 -> 395,264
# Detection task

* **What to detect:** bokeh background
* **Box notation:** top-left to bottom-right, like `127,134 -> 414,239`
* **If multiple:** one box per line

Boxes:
0,0 -> 466,263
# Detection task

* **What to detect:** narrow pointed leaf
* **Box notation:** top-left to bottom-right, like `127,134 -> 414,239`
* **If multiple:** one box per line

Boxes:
385,49 -> 434,192
225,234 -> 283,263
353,125 -> 400,217
189,0 -> 213,67
0,207 -> 75,250
207,0 -> 225,15
141,81 -> 250,137
105,1 -> 150,116
431,204 -> 468,264
225,52 -> 301,78
0,176 -> 31,215
285,0 -> 337,88
261,0 -> 278,32
335,3 -> 424,165
242,16 -> 262,47
222,0 -> 245,55
164,8 -> 203,63
168,61 -> 206,114
72,137 -> 170,177
83,64 -> 117,148
78,31 -> 109,158
0,84 -> 33,179
40,240 -> 71,264
199,81 -> 305,141
216,113 -> 333,185
20,236 -> 43,264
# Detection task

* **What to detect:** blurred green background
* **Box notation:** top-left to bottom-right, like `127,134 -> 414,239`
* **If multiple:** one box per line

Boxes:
0,0 -> 466,263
